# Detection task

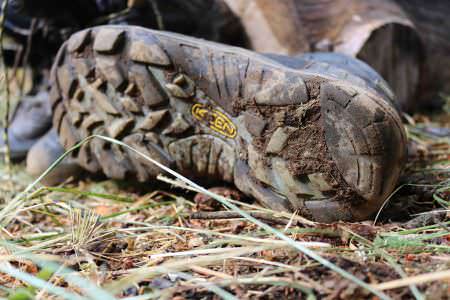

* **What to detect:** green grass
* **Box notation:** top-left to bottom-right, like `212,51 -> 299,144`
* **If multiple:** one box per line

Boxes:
0,8 -> 448,295
0,114 -> 448,299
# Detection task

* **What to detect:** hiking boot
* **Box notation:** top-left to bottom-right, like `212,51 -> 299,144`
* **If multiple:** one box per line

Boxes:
12,0 -> 245,46
265,52 -> 398,111
26,128 -> 82,185
0,0 -> 70,69
224,0 -> 425,111
49,25 -> 407,222
0,0 -> 244,160
0,92 -> 52,160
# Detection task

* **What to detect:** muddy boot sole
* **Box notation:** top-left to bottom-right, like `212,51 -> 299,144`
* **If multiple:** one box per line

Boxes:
50,25 -> 407,222
266,52 -> 397,110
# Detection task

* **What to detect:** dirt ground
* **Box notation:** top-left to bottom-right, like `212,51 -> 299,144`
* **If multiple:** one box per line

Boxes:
0,1 -> 448,298
0,92 -> 449,299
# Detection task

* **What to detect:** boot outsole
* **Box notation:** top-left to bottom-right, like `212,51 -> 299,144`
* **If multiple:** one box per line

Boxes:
265,52 -> 397,110
50,25 -> 407,222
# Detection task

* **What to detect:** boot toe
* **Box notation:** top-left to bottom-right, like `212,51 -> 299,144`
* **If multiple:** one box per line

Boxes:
318,82 -> 407,220
26,129 -> 82,186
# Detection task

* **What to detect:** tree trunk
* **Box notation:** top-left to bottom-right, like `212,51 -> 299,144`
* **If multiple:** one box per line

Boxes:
224,0 -> 424,111
223,0 -> 311,55
395,0 -> 450,103
340,0 -> 424,111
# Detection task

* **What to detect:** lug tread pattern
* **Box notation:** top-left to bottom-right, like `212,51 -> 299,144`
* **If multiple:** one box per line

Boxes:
49,25 -> 407,222
319,82 -> 407,219
50,27 -> 243,182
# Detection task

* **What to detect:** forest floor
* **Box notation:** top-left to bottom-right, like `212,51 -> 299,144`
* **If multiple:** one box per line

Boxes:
0,95 -> 449,300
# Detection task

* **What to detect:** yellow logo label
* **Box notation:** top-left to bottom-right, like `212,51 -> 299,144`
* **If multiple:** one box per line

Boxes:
192,103 -> 237,139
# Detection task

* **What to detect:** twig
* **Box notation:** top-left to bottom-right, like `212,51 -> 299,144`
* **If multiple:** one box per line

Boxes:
11,44 -> 22,86
190,265 -> 233,279
158,175 -> 316,226
149,0 -> 164,30
12,134 -> 391,299
0,0 -> 12,183
150,247 -> 270,259
373,269 -> 450,291
190,211 -> 294,226
20,18 -> 37,96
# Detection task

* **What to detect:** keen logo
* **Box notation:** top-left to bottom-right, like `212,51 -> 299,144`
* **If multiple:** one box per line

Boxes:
192,103 -> 237,139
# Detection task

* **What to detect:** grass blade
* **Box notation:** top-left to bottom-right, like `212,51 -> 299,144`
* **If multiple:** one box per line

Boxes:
0,263 -> 86,300
89,135 -> 392,300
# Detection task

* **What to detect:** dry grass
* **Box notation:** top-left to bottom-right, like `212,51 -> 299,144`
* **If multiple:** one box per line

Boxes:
0,0 -> 448,292
0,96 -> 448,299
